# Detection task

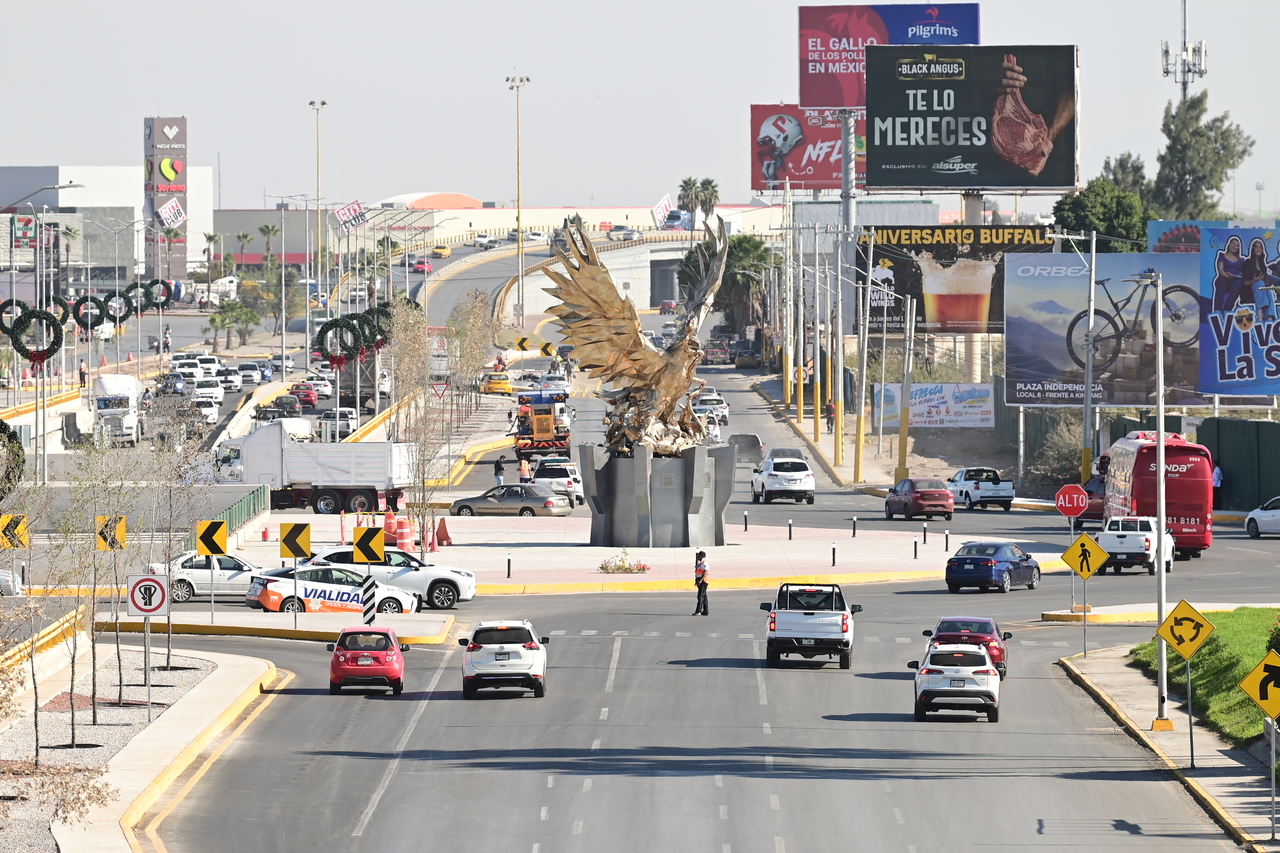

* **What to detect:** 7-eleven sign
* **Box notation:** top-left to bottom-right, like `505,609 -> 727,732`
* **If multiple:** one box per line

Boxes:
11,216 -> 34,249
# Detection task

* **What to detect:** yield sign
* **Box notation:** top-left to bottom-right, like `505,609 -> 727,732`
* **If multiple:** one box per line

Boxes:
1239,649 -> 1280,719
1156,600 -> 1216,661
430,382 -> 449,400
1055,484 -> 1089,518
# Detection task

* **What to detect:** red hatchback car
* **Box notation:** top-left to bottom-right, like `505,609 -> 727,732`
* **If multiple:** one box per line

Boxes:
327,626 -> 407,695
885,477 -> 954,521
413,259 -> 433,274
289,383 -> 318,407
923,616 -> 1012,678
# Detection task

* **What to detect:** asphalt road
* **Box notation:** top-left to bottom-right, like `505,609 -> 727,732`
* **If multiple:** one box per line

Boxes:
150,582 -> 1236,852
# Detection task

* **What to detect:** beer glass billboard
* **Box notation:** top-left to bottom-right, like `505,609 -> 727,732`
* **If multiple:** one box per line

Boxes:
862,225 -> 1055,335
863,45 -> 1079,190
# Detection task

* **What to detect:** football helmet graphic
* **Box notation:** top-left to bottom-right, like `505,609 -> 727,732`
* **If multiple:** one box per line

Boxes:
757,113 -> 804,189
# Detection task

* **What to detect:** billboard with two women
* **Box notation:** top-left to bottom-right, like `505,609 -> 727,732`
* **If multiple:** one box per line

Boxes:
1199,228 -> 1280,395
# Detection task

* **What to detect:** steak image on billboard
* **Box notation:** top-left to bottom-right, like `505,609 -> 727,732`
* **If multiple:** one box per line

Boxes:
1005,252 -> 1270,408
860,226 -> 1054,335
1198,228 -> 1280,396
752,105 -> 847,191
863,45 -> 1078,190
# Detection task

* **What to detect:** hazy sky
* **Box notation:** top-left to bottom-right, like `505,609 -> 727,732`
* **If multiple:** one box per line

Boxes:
6,0 -> 1273,217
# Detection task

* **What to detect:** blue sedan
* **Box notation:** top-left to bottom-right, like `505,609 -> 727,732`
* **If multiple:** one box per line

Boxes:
945,542 -> 1041,594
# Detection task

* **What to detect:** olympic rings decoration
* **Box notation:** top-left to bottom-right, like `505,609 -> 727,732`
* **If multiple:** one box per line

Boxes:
10,309 -> 64,372
315,316 -> 362,369
102,292 -> 134,325
126,282 -> 155,314
42,295 -> 70,326
73,295 -> 108,329
0,299 -> 30,336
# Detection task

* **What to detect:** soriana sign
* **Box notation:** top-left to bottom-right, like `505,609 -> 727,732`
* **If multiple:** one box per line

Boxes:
799,5 -> 980,111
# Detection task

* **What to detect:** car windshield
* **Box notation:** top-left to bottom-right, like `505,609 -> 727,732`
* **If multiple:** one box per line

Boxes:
472,627 -> 533,645
771,461 -> 810,474
339,632 -> 391,651
781,588 -> 845,610
955,545 -> 1000,557
935,620 -> 995,635
929,651 -> 988,667
1115,519 -> 1153,532
914,479 -> 948,490
769,449 -> 803,459
538,467 -> 569,478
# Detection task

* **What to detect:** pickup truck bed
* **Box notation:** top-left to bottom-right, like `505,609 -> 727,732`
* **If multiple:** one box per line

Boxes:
947,468 -> 1015,511
1096,516 -> 1174,574
761,583 -> 862,669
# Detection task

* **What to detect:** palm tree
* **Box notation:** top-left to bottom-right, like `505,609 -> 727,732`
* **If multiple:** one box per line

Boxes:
698,178 -> 720,226
231,301 -> 261,347
258,223 -> 280,263
234,231 -> 253,271
678,234 -> 776,334
677,177 -> 700,250
60,225 -> 80,291
203,233 -> 221,301
163,228 -> 183,280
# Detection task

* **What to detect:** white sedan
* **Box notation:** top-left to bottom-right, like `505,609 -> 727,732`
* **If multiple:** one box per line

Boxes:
697,394 -> 729,424
1246,497 -> 1280,538
147,551 -> 265,600
541,374 -> 570,392
305,373 -> 334,399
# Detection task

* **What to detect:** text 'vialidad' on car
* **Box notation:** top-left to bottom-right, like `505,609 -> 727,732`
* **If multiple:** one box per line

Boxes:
247,566 -> 418,614
303,545 -> 476,610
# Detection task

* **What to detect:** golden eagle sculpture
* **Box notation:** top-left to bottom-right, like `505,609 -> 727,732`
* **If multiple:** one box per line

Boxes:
543,219 -> 729,456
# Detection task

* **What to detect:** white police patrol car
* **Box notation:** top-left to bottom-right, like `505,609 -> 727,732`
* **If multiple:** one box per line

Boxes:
247,566 -> 418,614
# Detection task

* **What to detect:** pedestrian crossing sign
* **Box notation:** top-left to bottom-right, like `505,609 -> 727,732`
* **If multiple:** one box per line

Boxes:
1062,533 -> 1108,581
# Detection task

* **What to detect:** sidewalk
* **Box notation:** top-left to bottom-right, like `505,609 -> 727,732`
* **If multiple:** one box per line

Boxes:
236,514 -> 1069,594
1065,645 -> 1277,852
1044,601 -> 1280,623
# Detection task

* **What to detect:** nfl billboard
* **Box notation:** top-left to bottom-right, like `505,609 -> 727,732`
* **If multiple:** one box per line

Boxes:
751,105 -> 848,191
863,45 -> 1079,191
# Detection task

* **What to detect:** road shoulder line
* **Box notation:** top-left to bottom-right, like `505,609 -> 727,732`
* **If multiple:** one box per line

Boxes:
95,617 -> 454,646
1058,651 -> 1268,853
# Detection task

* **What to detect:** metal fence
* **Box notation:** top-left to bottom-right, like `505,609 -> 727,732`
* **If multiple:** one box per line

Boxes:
181,485 -> 269,551
1197,418 -> 1280,512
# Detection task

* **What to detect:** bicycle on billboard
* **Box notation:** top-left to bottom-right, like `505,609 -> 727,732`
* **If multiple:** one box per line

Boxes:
1065,275 -> 1200,371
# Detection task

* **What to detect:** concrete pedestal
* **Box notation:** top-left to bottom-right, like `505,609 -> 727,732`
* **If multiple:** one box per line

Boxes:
577,443 -> 735,548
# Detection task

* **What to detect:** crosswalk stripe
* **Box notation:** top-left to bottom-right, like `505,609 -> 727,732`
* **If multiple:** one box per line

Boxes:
612,631 -> 628,636
581,630 -> 598,636
738,633 -> 754,639
894,637 -> 912,644
550,630 -> 567,636
1020,640 -> 1039,646
644,631 -> 660,637
675,632 -> 691,637
863,637 -> 881,643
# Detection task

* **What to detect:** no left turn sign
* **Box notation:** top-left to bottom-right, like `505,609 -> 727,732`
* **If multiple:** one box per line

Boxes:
127,575 -> 170,617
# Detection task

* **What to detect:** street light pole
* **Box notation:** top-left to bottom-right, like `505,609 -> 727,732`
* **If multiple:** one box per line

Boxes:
507,74 -> 530,330
310,100 -> 326,375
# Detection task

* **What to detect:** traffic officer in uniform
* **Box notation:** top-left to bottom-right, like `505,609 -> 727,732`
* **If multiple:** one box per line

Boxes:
692,550 -> 709,616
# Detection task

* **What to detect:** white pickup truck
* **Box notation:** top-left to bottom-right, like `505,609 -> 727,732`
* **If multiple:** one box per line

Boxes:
760,583 -> 862,669
946,467 -> 1015,511
1095,516 -> 1175,574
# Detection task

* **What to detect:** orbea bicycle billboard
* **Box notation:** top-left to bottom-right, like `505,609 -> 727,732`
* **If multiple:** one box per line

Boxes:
1004,253 -> 1204,407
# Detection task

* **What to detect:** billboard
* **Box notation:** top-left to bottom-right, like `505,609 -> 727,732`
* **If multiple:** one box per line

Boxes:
799,4 -> 980,111
872,382 -> 994,428
1004,252 -> 1271,408
144,116 -> 188,278
335,201 -> 368,234
1198,227 -> 1280,396
860,225 -> 1055,335
864,45 -> 1079,190
1148,219 -> 1277,253
752,105 -> 849,191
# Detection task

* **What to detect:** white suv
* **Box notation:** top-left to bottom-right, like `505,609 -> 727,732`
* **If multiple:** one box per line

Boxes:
751,458 -> 816,505
303,545 -> 476,610
907,643 -> 1001,723
532,457 -> 584,505
458,620 -> 549,698
192,378 -> 225,405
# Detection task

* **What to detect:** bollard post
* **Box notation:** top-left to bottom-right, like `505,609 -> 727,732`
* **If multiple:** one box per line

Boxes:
852,516 -> 857,538
744,511 -> 748,532
831,542 -> 836,567
788,520 -> 793,541
507,553 -> 511,579
945,530 -> 950,551
914,537 -> 918,560
923,522 -> 928,545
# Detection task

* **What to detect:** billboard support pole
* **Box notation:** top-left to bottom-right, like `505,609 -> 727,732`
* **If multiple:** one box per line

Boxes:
834,226 -> 845,468
1082,231 -> 1097,484
1154,268 -> 1170,728
855,228 -> 875,482
962,194 -> 984,383
782,180 -> 793,410
813,233 -> 822,446
894,296 -> 914,482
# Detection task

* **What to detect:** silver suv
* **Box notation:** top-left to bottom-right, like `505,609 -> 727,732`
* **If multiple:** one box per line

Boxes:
532,457 -> 584,505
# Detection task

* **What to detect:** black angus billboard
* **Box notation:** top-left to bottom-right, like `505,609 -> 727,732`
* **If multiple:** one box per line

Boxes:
864,45 -> 1078,190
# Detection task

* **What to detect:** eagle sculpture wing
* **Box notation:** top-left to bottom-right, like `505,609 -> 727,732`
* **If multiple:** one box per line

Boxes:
542,226 -> 666,390
678,219 -> 731,342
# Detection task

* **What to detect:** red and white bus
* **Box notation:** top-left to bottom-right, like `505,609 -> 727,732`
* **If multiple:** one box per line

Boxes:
1100,431 -> 1213,559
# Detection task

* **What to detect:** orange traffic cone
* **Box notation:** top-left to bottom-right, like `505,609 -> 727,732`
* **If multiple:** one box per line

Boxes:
435,518 -> 453,547
99,355 -> 108,367
126,352 -> 134,362
383,511 -> 398,545
339,510 -> 346,545
397,518 -> 415,551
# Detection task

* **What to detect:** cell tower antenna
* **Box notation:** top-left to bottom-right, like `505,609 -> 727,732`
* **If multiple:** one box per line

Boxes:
1161,0 -> 1207,101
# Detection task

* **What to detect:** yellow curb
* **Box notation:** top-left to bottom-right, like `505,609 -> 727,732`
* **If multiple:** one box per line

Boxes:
1058,653 -> 1269,853
422,436 -> 516,488
1043,602 -> 1259,624
0,388 -> 81,421
28,586 -> 126,597
120,658 -> 278,851
751,383 -> 849,488
95,615 -> 454,646
476,570 -> 944,595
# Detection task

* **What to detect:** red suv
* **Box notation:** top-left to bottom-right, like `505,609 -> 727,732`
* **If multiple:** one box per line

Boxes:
923,616 -> 1012,679
885,477 -> 954,521
327,626 -> 407,695
658,299 -> 678,314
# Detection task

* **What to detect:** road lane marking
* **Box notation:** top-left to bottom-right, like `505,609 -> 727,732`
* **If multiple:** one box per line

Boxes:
600,708 -> 609,720
547,776 -> 554,788
573,820 -> 583,834
774,838 -> 786,853
765,755 -> 774,770
708,632 -> 719,638
604,636 -> 622,693
550,630 -> 566,636
591,738 -> 601,751
882,780 -> 892,792
583,779 -> 592,792
864,636 -> 881,643
715,774 -> 724,787
720,805 -> 728,819
612,630 -> 627,636
770,794 -> 780,810
724,845 -> 731,853
1053,641 -> 1069,647
541,807 -> 548,821
754,640 -> 768,705
908,846 -> 918,853
893,808 -> 904,824
895,637 -> 912,643
676,632 -> 692,637
644,631 -> 660,636
763,723 -> 772,734
532,845 -> 540,853
1228,546 -> 1272,555
581,630 -> 598,635
738,633 -> 754,639
352,651 -> 453,836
